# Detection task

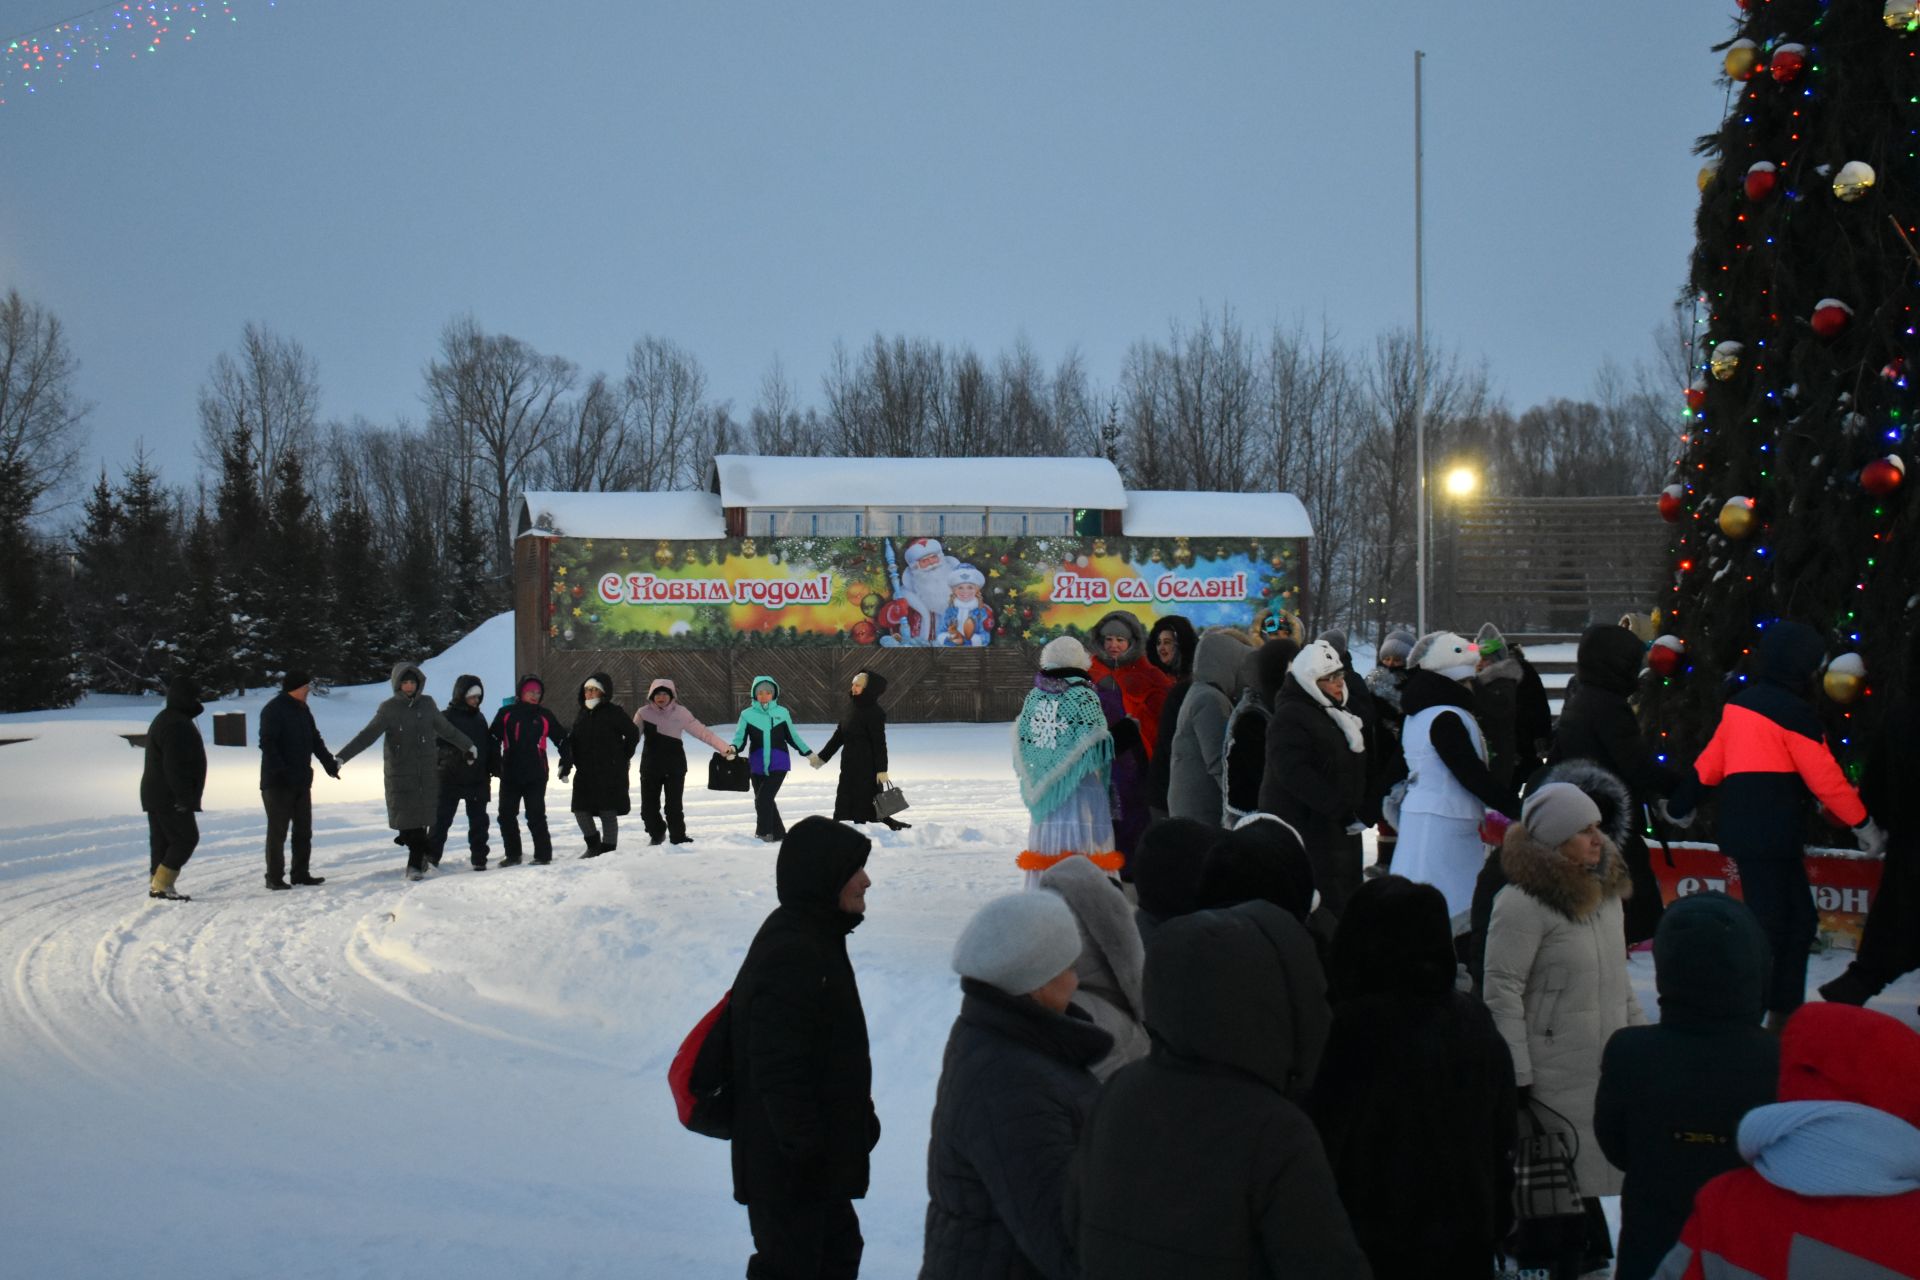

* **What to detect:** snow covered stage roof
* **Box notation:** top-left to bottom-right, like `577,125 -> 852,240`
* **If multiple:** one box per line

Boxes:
707,454 -> 1129,512
518,491 -> 727,540
1123,490 -> 1313,538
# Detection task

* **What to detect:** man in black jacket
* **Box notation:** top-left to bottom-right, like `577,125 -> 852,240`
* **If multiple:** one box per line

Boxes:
258,670 -> 340,890
429,674 -> 494,869
731,816 -> 879,1279
141,675 -> 207,901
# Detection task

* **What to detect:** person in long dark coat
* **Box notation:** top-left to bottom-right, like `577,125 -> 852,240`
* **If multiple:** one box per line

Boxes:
1144,614 -> 1197,821
258,669 -> 340,890
1596,891 -> 1777,1280
921,891 -> 1112,1280
565,671 -> 639,858
1549,622 -> 1682,944
730,817 -> 879,1279
339,661 -> 478,880
1066,901 -> 1370,1279
1310,875 -> 1517,1280
1223,639 -> 1295,827
428,674 -> 494,869
814,669 -> 907,830
1259,640 -> 1368,921
1819,628 -> 1920,1008
141,675 -> 207,901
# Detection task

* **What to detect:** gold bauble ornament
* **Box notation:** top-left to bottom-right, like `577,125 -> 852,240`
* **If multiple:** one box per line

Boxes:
1709,341 -> 1744,381
1823,653 -> 1867,704
1697,164 -> 1717,193
1723,40 -> 1761,80
1718,496 -> 1757,539
1886,0 -> 1920,31
1092,538 -> 1108,555
1832,161 -> 1877,202
740,538 -> 757,557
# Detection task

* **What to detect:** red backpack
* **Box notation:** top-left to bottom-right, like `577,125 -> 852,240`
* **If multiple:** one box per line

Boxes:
668,991 -> 735,1139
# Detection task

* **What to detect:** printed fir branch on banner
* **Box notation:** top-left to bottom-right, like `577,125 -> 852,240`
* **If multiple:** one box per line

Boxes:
1645,0 -> 1920,787
2,1 -> 280,107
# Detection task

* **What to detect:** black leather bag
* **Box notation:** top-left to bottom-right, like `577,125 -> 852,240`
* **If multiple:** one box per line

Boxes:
707,752 -> 750,793
873,783 -> 911,820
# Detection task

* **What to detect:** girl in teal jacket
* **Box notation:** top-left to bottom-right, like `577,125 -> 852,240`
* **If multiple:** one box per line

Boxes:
731,675 -> 814,841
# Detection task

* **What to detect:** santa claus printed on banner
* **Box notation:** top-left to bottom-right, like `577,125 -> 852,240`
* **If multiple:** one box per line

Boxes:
884,537 -> 961,645
938,565 -> 994,647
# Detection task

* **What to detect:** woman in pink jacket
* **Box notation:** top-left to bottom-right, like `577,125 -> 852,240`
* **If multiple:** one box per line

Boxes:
634,678 -> 734,844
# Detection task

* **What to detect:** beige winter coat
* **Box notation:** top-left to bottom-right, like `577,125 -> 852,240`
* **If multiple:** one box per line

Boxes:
1483,821 -> 1646,1197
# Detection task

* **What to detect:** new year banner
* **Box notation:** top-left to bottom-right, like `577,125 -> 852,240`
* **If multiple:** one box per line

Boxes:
543,534 -> 1303,650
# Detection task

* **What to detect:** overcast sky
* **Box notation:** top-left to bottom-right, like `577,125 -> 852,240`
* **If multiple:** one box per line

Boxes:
2,0 -> 1732,496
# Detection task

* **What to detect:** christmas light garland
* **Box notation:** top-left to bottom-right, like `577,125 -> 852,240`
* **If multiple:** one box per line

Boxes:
2,1 -> 279,107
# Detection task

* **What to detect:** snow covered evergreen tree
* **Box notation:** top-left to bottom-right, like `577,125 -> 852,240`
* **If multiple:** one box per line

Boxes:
0,459 -> 76,710
213,424 -> 271,689
1644,2 -> 1920,781
260,449 -> 329,684
326,478 -> 384,683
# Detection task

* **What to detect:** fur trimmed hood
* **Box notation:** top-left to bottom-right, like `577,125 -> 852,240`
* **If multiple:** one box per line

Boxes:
1500,821 -> 1632,922
1532,758 -> 1634,850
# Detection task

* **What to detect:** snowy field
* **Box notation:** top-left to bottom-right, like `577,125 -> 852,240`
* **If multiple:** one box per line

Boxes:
2,616 -> 1915,1278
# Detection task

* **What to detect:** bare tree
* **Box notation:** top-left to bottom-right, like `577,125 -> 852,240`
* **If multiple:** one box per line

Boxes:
1262,321 -> 1361,632
625,335 -> 708,489
196,322 -> 321,497
534,373 -> 639,491
749,357 -> 823,457
423,316 -> 577,572
0,289 -> 90,518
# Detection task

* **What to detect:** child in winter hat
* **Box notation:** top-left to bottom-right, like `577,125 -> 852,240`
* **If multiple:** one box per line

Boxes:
1408,631 -> 1479,682
952,891 -> 1084,997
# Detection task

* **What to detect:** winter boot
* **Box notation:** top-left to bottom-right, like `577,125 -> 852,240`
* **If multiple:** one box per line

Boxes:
581,838 -> 606,860
265,876 -> 292,891
1817,965 -> 1882,1006
670,833 -> 694,844
291,874 -> 326,886
648,831 -> 666,846
406,866 -> 426,882
149,865 -> 192,901
471,857 -> 488,871
882,818 -> 912,831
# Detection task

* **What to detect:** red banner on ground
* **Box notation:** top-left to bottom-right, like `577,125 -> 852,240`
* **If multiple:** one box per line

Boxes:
1649,841 -> 1882,950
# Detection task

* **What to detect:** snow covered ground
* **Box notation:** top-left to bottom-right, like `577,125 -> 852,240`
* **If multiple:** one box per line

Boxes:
2,616 -> 1914,1278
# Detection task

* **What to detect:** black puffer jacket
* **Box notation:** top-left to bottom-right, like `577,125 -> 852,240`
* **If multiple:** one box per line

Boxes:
1552,625 -> 1679,809
920,979 -> 1112,1280
819,670 -> 891,823
438,674 -> 494,796
568,672 -> 639,814
730,818 -> 879,1205
1595,892 -> 1777,1280
1069,902 -> 1369,1279
1312,876 -> 1517,1280
1260,672 -> 1366,851
259,688 -> 337,791
140,677 -> 207,813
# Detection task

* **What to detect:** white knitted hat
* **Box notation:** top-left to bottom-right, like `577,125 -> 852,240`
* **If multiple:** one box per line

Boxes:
1039,635 -> 1092,672
952,891 -> 1083,996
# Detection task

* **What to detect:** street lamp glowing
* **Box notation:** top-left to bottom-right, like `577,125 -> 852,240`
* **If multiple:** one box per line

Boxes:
1444,466 -> 1478,497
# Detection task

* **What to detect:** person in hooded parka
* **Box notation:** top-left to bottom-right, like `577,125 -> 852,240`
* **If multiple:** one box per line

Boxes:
1143,614 -> 1198,821
1223,638 -> 1296,828
813,669 -> 908,830
339,661 -> 479,880
1038,854 -> 1149,1080
567,671 -> 640,858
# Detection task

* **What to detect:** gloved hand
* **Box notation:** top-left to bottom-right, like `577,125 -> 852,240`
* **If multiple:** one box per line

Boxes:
323,759 -> 341,780
465,749 -> 479,767
1478,810 -> 1513,847
1656,797 -> 1695,829
1855,817 -> 1889,858
558,764 -> 572,782
807,753 -> 827,770
876,772 -> 891,787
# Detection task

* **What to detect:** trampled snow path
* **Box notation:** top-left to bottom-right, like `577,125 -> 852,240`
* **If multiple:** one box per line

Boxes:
3,618 -> 1915,1276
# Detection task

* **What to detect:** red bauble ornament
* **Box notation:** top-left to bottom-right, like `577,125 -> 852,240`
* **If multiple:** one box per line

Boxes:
850,620 -> 878,645
1769,44 -> 1807,82
1684,384 -> 1707,412
1810,297 -> 1853,339
876,598 -> 912,630
1744,161 -> 1778,201
1658,484 -> 1686,523
1648,636 -> 1687,678
1861,455 -> 1906,497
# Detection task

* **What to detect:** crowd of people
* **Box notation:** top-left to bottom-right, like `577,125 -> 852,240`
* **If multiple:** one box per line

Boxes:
130,610 -> 1920,1278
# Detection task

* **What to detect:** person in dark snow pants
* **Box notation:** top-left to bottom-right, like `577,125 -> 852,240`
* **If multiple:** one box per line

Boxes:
428,674 -> 494,869
566,672 -> 640,858
258,669 -> 341,890
141,674 -> 208,901
731,674 -> 814,842
338,661 -> 478,880
730,817 -> 878,1279
1664,620 -> 1886,1025
633,677 -> 734,844
488,674 -> 569,866
812,669 -> 908,830
921,891 -> 1111,1280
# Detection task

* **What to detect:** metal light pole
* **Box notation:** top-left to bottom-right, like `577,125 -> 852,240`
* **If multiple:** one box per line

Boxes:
1413,49 -> 1428,637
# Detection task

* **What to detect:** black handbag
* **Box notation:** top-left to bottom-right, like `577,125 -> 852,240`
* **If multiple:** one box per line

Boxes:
1506,1098 -> 1588,1271
707,752 -> 750,793
873,783 -> 911,820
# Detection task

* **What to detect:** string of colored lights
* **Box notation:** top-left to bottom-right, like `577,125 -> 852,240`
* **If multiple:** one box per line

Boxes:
2,1 -> 278,107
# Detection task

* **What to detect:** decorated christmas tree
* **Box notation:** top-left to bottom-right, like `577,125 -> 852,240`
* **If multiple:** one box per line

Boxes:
1645,0 -> 1920,786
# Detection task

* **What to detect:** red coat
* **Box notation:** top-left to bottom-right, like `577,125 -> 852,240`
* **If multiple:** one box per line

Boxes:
1088,656 -> 1173,761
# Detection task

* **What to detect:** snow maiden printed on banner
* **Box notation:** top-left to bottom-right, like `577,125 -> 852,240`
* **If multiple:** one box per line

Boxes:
544,535 -> 1302,649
